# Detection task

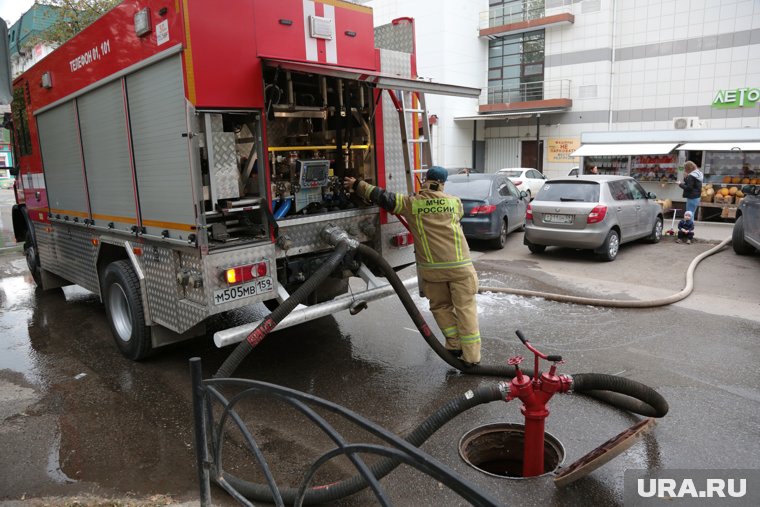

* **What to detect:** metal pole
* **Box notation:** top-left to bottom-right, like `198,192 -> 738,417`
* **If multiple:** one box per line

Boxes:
214,277 -> 418,347
535,114 -> 541,173
472,120 -> 477,171
190,357 -> 212,506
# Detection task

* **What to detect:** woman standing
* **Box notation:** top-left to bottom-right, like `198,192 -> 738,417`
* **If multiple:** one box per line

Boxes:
679,161 -> 703,217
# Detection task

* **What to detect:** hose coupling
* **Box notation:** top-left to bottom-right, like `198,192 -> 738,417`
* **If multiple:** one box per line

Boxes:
321,224 -> 360,250
497,381 -> 511,401
559,374 -> 573,393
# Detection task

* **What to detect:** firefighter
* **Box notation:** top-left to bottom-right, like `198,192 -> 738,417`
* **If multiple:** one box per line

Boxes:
344,167 -> 481,366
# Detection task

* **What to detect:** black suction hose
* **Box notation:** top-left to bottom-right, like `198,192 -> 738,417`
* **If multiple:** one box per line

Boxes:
355,244 -> 669,419
215,241 -> 351,378
571,373 -> 669,418
223,384 -> 507,505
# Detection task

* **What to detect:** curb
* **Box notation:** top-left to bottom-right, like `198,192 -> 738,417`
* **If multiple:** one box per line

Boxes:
0,244 -> 23,255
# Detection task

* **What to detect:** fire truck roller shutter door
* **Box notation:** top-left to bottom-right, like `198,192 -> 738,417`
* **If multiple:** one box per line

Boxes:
37,101 -> 89,221
126,55 -> 195,239
78,80 -> 138,232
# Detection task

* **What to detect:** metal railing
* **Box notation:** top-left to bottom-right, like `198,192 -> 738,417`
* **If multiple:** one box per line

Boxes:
189,358 -> 501,507
486,78 -> 571,105
480,0 -> 546,29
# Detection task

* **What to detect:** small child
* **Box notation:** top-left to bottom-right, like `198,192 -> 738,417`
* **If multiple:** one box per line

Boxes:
676,211 -> 695,244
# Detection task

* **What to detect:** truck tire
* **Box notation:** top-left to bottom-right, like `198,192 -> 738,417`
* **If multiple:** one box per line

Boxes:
102,260 -> 153,360
24,231 -> 43,287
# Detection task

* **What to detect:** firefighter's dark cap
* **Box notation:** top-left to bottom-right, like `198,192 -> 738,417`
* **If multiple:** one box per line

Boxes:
426,166 -> 448,183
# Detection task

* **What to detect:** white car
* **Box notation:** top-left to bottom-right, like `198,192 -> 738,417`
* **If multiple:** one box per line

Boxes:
497,168 -> 547,200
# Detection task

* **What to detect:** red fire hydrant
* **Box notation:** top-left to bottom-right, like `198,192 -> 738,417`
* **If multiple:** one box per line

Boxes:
506,331 -> 573,477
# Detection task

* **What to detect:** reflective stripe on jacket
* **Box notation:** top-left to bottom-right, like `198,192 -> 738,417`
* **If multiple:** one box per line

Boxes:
355,180 -> 473,280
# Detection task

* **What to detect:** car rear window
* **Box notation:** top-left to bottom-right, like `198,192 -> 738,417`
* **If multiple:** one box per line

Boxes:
536,181 -> 600,202
446,179 -> 491,199
499,170 -> 522,177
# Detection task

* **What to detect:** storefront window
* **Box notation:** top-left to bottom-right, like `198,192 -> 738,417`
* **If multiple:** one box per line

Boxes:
583,155 -> 628,175
702,151 -> 760,185
630,154 -> 677,182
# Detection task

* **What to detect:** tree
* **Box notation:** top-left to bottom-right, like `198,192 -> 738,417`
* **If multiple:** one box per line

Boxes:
36,0 -> 121,45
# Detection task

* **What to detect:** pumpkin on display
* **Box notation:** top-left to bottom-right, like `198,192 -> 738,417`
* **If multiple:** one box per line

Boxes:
742,178 -> 751,184
728,186 -> 739,196
719,188 -> 730,196
735,190 -> 745,198
722,176 -> 732,183
731,176 -> 741,184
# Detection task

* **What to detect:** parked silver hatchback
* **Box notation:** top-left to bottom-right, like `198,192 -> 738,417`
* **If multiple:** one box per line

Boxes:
524,175 -> 664,261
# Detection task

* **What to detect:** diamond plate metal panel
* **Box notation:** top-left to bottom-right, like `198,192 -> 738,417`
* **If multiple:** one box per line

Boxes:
36,226 -> 56,275
374,22 -> 414,53
38,223 -> 99,293
379,221 -> 416,268
203,242 -> 278,315
276,209 -> 377,257
138,245 -> 183,331
380,49 -> 412,196
210,113 -> 241,200
179,250 -> 206,305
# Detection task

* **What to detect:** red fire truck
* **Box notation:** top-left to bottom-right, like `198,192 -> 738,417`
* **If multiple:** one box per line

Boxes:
7,0 -> 479,360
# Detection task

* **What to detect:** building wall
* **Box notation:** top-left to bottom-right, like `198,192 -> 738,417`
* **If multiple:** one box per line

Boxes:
369,0 -> 760,179
368,0 -> 488,170
8,3 -> 59,78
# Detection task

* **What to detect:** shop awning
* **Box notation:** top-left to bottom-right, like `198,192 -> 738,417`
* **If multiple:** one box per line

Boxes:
677,142 -> 760,152
571,143 -> 679,157
263,58 -> 482,98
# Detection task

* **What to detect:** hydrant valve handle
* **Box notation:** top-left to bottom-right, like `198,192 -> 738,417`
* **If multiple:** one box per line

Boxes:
508,356 -> 524,366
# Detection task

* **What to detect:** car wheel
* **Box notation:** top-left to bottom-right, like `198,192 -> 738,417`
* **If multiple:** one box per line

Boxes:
490,219 -> 508,249
527,241 -> 546,254
102,260 -> 153,360
24,231 -> 43,287
647,217 -> 663,243
732,215 -> 756,255
598,229 -> 620,261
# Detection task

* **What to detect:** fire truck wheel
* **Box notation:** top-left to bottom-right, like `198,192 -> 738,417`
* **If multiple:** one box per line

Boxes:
24,232 -> 43,287
102,260 -> 153,361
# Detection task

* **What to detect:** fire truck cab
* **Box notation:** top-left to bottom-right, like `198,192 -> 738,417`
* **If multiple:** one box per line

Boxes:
6,0 -> 479,360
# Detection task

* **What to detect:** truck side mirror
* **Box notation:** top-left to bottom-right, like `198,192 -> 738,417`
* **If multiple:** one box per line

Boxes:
9,166 -> 19,177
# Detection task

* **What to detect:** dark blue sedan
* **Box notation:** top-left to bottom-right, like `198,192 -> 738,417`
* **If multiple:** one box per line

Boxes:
446,173 -> 528,249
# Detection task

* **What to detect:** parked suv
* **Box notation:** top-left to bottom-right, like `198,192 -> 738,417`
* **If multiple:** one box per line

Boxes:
524,175 -> 663,261
732,187 -> 760,255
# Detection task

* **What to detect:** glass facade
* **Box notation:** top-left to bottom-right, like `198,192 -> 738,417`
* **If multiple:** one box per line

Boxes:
487,30 -> 545,104
488,0 -> 545,27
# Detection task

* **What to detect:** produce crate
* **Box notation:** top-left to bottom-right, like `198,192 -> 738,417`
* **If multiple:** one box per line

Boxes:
721,206 -> 738,219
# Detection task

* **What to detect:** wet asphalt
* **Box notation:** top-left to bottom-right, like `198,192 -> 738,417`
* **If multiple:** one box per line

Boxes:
1,188 -> 759,506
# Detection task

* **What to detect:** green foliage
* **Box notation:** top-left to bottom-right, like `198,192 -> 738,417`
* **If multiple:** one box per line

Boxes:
37,0 -> 121,45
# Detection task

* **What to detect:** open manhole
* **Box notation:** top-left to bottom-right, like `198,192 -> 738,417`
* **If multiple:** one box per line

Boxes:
459,423 -> 565,479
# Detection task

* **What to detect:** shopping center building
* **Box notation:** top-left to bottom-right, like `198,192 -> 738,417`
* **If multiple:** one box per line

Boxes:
366,0 -> 760,203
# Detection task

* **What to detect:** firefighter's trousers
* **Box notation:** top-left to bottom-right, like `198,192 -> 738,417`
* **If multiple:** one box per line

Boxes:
423,268 -> 481,364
